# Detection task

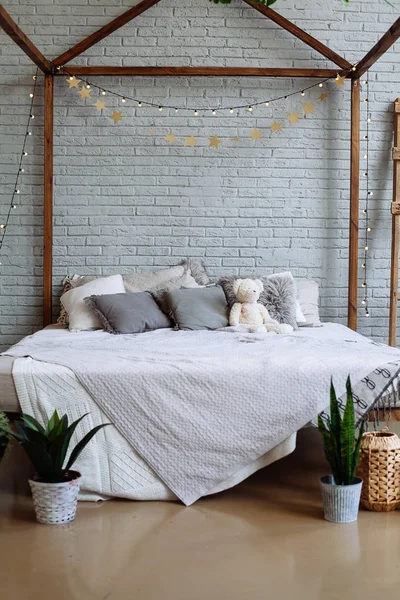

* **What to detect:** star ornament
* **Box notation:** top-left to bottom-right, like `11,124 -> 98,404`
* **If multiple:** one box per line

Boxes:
270,122 -> 283,133
78,86 -> 91,99
334,75 -> 346,88
209,136 -> 222,149
319,92 -> 329,101
250,128 -> 262,141
109,110 -> 123,125
93,99 -> 106,111
67,76 -> 81,89
165,133 -> 176,144
303,102 -> 315,116
288,112 -> 300,125
184,135 -> 198,148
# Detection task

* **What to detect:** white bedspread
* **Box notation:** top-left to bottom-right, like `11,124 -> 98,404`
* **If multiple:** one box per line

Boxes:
6,323 -> 400,505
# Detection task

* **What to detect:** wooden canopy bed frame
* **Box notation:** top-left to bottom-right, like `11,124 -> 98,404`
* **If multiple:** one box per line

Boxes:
1,2 -> 400,416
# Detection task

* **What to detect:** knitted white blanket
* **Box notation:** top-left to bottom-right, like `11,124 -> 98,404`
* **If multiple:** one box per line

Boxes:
13,356 -> 295,501
6,325 -> 400,505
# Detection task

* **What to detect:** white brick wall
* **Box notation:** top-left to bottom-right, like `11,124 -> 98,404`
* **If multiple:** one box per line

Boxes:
0,0 -> 399,351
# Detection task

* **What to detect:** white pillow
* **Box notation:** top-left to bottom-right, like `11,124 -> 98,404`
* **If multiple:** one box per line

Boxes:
61,274 -> 125,331
296,279 -> 322,327
296,301 -> 307,324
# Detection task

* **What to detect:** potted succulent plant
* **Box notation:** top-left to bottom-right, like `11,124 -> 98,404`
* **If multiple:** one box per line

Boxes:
1,410 -> 109,525
318,377 -> 364,523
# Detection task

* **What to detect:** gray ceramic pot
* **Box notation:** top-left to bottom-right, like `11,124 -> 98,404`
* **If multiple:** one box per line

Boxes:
320,475 -> 362,523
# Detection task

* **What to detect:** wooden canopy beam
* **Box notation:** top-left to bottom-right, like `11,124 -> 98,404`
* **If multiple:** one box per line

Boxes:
0,4 -> 51,73
53,0 -> 162,67
354,17 -> 400,79
58,66 -> 342,78
242,0 -> 352,71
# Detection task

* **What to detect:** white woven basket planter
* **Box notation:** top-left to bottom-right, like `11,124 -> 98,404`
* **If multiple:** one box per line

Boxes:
29,470 -> 82,525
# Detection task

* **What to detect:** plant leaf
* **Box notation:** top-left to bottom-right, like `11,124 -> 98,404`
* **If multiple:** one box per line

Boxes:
44,410 -> 60,438
318,414 -> 342,485
340,377 -> 356,485
54,413 -> 90,472
65,424 -> 110,472
20,414 -> 45,434
352,419 -> 365,480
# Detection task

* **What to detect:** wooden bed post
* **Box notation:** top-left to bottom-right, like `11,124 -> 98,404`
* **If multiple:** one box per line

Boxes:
348,79 -> 361,331
389,99 -> 400,346
43,74 -> 54,327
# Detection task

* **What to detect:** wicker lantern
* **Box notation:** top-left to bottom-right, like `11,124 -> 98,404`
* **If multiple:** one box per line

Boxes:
358,431 -> 400,512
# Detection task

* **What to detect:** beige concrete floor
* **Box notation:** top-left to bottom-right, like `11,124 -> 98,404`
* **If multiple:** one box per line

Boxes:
1,428 -> 400,600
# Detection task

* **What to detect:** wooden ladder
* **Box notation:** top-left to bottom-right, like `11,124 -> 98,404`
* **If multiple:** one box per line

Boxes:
389,98 -> 400,346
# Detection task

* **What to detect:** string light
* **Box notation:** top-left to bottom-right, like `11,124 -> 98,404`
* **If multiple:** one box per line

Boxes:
362,72 -> 371,318
121,97 -> 126,103
0,68 -> 38,267
62,66 -> 354,116
194,110 -> 198,116
212,110 -> 216,116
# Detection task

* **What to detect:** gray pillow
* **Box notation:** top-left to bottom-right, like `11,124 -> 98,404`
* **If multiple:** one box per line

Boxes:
84,292 -> 171,334
219,272 -> 298,330
164,286 -> 229,331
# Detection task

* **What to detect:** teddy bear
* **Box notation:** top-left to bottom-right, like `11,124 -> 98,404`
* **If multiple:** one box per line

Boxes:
229,278 -> 294,334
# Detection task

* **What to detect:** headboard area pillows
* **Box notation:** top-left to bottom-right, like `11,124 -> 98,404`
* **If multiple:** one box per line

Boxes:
164,286 -> 229,331
58,259 -> 209,326
60,274 -> 125,331
85,292 -> 171,335
219,271 -> 298,331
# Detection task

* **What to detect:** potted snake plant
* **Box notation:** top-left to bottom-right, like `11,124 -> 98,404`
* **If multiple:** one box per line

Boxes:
318,377 -> 364,523
1,410 -> 109,525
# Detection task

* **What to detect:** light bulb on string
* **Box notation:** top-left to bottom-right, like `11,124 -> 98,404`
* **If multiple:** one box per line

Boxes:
158,106 -> 163,112
363,135 -> 368,140
121,97 -> 126,103
194,110 -> 198,116
102,91 -> 106,96
319,83 -> 323,88
86,85 -> 90,89
364,154 -> 368,159
362,282 -> 366,288
212,110 -> 216,116
265,102 -> 270,107
15,190 -> 20,194
368,191 -> 373,196
33,75 -> 37,81
248,106 -> 253,112
138,102 -> 142,108
365,245 -> 369,251
362,263 -> 366,269
30,114 -> 34,119
230,108 -> 234,113
301,91 -> 305,96
29,93 -> 34,98
23,152 -> 28,156
367,227 -> 372,232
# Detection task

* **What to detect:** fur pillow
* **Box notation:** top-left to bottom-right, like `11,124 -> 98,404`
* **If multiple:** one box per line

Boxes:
219,271 -> 298,331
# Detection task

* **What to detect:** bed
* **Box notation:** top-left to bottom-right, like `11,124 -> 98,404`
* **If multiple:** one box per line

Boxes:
3,322 -> 400,505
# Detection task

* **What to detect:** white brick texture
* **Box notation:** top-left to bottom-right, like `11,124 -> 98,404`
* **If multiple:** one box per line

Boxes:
0,0 -> 399,350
